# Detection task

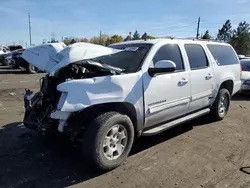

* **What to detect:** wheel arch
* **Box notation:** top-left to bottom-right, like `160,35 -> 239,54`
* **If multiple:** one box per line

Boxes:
219,79 -> 234,95
68,102 -> 141,135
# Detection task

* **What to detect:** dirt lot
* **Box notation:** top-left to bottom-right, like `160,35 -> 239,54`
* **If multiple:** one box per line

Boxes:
0,66 -> 250,188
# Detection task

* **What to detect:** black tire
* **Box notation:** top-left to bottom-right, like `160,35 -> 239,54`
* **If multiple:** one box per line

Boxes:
82,112 -> 134,171
26,64 -> 37,74
210,88 -> 231,121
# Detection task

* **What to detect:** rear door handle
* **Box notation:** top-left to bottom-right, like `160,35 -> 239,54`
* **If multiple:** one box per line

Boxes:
179,78 -> 188,84
206,73 -> 213,80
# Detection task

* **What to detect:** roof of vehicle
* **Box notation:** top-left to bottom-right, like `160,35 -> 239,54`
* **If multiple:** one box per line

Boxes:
109,38 -> 229,47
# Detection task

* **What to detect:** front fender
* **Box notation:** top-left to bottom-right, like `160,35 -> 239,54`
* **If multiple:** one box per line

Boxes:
57,73 -> 143,113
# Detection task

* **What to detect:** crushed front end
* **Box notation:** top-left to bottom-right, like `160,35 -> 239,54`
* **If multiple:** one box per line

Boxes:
23,74 -> 61,136
22,62 -> 119,137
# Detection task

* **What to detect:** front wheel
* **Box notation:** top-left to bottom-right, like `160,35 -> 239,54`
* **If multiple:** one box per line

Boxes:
210,88 -> 231,121
82,112 -> 134,171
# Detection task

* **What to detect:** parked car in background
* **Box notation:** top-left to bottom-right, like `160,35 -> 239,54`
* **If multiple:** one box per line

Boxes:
0,46 -> 10,55
3,52 -> 13,66
0,46 -> 11,65
238,54 -> 250,60
239,59 -> 250,94
10,49 -> 39,73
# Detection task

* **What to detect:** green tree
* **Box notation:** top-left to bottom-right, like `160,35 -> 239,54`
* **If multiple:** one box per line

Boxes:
202,30 -> 211,39
79,38 -> 89,43
147,35 -> 156,39
142,32 -> 147,40
110,35 -> 124,44
217,20 -> 233,42
89,36 -> 100,44
141,32 -> 156,40
230,21 -> 250,55
133,30 -> 140,40
70,38 -> 77,44
63,37 -> 72,45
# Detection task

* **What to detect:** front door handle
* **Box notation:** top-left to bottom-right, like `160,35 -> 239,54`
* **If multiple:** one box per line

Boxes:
206,73 -> 213,80
179,78 -> 189,84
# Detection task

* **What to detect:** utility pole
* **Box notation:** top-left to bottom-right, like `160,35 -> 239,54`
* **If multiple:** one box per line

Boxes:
99,31 -> 102,45
28,13 -> 32,46
51,32 -> 56,42
196,17 -> 200,39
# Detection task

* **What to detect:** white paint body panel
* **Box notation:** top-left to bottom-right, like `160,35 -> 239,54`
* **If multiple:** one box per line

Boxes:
24,39 -> 241,133
57,73 -> 145,125
143,70 -> 191,128
21,43 -> 66,72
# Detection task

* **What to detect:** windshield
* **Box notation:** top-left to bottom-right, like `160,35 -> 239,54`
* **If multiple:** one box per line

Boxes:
240,60 -> 250,71
91,44 -> 152,73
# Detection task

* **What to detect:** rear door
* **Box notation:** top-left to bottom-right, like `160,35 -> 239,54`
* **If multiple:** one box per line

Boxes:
184,44 -> 214,112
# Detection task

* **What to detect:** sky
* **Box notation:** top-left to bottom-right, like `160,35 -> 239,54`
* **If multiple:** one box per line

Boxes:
0,0 -> 250,46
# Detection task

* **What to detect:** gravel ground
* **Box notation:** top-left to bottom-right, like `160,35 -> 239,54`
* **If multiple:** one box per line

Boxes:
0,66 -> 250,188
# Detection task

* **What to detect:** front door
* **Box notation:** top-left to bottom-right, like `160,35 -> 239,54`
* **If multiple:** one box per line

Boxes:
143,44 -> 191,128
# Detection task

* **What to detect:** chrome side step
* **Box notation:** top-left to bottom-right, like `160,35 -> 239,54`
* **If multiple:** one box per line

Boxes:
142,108 -> 210,136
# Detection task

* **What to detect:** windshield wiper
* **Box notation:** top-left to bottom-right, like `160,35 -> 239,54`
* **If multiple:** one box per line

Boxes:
89,58 -> 105,64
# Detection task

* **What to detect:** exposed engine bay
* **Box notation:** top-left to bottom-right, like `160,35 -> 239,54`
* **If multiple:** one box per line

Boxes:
54,60 -> 123,81
23,61 -> 123,136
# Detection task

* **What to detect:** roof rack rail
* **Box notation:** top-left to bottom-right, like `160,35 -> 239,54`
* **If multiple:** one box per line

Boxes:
166,37 -> 224,43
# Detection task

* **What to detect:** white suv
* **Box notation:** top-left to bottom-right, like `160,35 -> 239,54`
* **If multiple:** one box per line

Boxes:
22,39 -> 241,171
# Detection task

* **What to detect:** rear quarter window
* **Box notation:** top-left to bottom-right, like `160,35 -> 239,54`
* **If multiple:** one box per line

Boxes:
206,44 -> 239,66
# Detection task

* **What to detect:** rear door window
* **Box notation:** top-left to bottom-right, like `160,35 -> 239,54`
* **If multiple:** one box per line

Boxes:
184,44 -> 208,70
207,44 -> 239,66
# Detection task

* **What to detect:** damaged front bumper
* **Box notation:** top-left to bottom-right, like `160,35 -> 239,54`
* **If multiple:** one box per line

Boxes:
23,88 -> 71,134
23,89 -> 44,130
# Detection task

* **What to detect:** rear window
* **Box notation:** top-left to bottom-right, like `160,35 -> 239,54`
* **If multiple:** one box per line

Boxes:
240,60 -> 250,71
207,44 -> 239,66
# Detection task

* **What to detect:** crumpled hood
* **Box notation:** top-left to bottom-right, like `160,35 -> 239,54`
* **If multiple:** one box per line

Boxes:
21,42 -> 120,74
21,43 -> 66,72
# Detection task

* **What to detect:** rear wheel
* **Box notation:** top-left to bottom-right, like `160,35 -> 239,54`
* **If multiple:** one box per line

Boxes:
82,112 -> 134,171
210,88 -> 231,121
